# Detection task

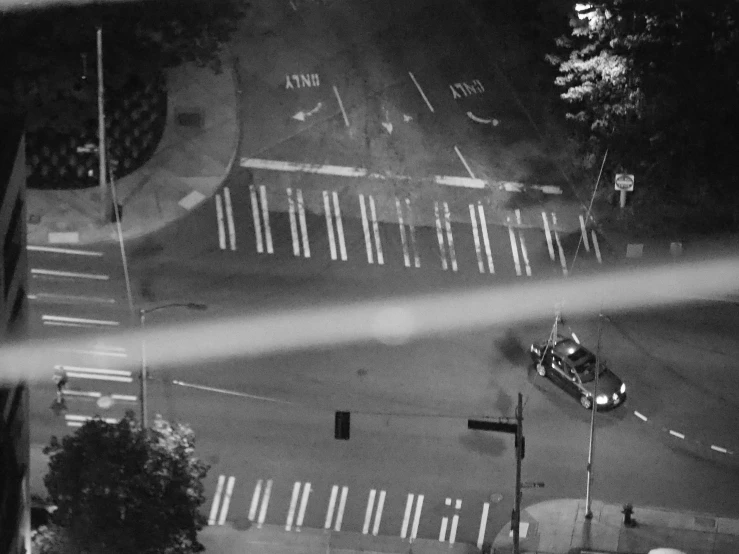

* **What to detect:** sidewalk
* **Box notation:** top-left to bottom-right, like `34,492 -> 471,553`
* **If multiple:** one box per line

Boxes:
26,52 -> 240,246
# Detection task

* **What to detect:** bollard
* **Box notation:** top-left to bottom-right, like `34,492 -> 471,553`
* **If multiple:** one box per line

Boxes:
622,503 -> 636,527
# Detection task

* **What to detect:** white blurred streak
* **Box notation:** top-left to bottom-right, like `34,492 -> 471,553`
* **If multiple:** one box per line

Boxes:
2,258 -> 738,384
0,0 -> 145,10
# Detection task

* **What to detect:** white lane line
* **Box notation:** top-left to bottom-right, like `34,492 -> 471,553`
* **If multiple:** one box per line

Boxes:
287,188 -> 301,257
325,485 -> 338,529
259,185 -> 274,254
410,494 -> 424,542
591,230 -> 602,264
323,191 -> 338,260
516,209 -> 532,277
579,214 -> 590,252
224,187 -> 236,251
42,315 -> 119,326
711,445 -> 729,454
335,486 -> 348,531
218,476 -> 236,525
359,194 -> 374,264
369,196 -> 383,265
286,482 -> 301,531
242,158 -> 367,177
172,381 -> 290,404
396,197 -> 410,267
333,85 -> 351,127
332,191 -> 348,261
633,411 -> 648,422
57,347 -> 127,358
443,202 -> 457,272
406,198 -> 420,268
454,146 -> 476,179
296,482 -> 311,530
507,221 -> 522,277
297,189 -> 310,258
434,202 -> 448,270
55,364 -> 131,377
65,414 -> 117,427
434,175 -> 486,188
248,480 -> 263,521
439,515 -> 449,542
249,185 -> 264,253
257,479 -> 272,528
552,212 -> 568,276
478,203 -> 494,274
542,211 -> 555,261
669,430 -> 685,439
62,391 -> 137,402
450,509 -> 460,544
28,292 -> 116,305
32,268 -> 109,280
208,475 -> 225,525
477,502 -> 490,549
469,204 -> 484,273
65,372 -> 132,383
363,489 -> 376,534
408,71 -> 435,112
28,245 -> 104,257
372,490 -> 385,536
400,494 -> 414,539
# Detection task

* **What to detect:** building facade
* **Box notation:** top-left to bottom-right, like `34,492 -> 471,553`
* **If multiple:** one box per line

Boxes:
0,115 -> 30,554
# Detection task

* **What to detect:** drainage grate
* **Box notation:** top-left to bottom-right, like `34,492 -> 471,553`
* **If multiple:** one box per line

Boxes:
175,108 -> 204,128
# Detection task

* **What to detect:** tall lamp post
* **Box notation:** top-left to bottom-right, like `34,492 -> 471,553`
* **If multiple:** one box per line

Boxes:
139,302 -> 207,426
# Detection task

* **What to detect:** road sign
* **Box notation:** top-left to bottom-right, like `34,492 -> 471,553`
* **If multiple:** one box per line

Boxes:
614,173 -> 634,191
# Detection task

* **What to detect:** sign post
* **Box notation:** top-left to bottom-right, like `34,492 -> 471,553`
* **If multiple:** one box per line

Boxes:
614,173 -> 635,208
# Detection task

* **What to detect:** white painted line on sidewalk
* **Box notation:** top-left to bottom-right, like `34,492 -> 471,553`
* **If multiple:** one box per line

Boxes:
410,494 -> 424,542
552,212 -> 568,276
333,85 -> 351,127
259,185 -> 274,254
470,204 -> 484,273
257,479 -> 272,528
224,187 -> 236,251
396,198 -> 411,268
454,146 -> 476,179
443,201 -> 458,272
434,175 -> 486,188
42,315 -> 119,327
286,482 -> 301,531
297,189 -> 310,258
296,482 -> 311,530
434,202 -> 448,271
55,364 -> 131,377
400,494 -> 414,539
332,191 -> 348,261
369,195 -> 383,265
335,485 -> 348,531
323,191 -> 338,260
542,211 -> 555,261
28,245 -> 103,257
406,198 -> 420,268
217,476 -> 236,525
711,445 -> 729,454
32,268 -> 109,280
591,230 -> 602,264
65,372 -> 132,383
249,185 -> 264,253
478,203 -> 494,273
248,480 -> 263,521
325,485 -> 338,529
477,502 -> 490,549
633,411 -> 648,421
215,194 -> 226,250
372,490 -> 385,536
363,489 -> 376,534
408,71 -> 435,112
29,292 -> 116,305
208,475 -> 225,525
243,158 -> 367,177
579,214 -> 590,252
516,209 -> 532,277
359,194 -> 374,264
507,221 -> 522,277
669,430 -> 685,439
287,188 -> 301,257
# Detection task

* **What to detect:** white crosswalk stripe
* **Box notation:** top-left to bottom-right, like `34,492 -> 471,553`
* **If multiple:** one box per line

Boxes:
287,188 -> 310,258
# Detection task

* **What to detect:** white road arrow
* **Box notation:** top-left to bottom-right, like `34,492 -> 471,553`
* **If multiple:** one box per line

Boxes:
292,102 -> 323,122
467,111 -> 499,126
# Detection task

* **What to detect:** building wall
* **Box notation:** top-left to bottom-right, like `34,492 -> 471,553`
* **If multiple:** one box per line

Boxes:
0,116 -> 30,554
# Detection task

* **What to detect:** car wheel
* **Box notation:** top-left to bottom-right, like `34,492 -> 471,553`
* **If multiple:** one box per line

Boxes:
580,395 -> 593,409
536,364 -> 546,377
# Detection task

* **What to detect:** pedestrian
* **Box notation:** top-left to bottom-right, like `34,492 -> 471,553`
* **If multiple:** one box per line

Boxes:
53,370 -> 68,403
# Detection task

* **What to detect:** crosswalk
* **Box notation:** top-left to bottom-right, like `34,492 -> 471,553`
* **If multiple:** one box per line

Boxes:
206,474 -> 498,547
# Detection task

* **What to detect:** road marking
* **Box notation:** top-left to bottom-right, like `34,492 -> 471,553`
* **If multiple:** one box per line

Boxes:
507,219 -> 522,277
434,202 -> 448,271
633,411 -> 648,421
396,198 -> 411,267
333,85 -> 350,127
323,191 -> 338,260
400,494 -> 414,539
470,204 -> 484,273
288,188 -> 300,257
542,211 -> 555,261
209,476 -> 226,525
64,372 -> 132,383
410,494 -> 424,542
64,414 -> 117,427
711,445 -> 729,454
335,484 -> 348,531
28,292 -> 116,305
297,189 -> 310,257
406,198 -> 420,268
248,480 -> 263,521
362,489 -> 376,534
296,482 -> 311,530
434,175 -> 487,188
172,380 -> 291,404
477,502 -> 490,549
369,196 -> 383,265
362,489 -> 386,536
288,188 -> 311,258
218,476 -> 236,525
443,202 -> 457,272
62,390 -> 137,402
57,347 -> 127,358
259,185 -> 274,254
359,194 -> 374,264
32,268 -> 109,280
325,485 -> 345,530
454,146 -> 475,179
257,479 -> 272,528
286,482 -> 301,531
449,498 -> 461,544
579,214 -> 590,252
551,212 -> 568,276
54,364 -> 131,377
669,430 -> 685,439
224,187 -> 236,251
408,71 -> 435,112
591,230 -> 602,264
42,315 -> 119,327
249,185 -> 264,253
215,193 -> 227,250
516,209 -> 532,277
332,191 -> 347,261
478,203 -> 494,273
27,245 -> 104,256
372,490 -> 385,536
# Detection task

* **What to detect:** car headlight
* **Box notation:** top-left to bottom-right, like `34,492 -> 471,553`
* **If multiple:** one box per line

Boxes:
620,383 -> 626,394
596,394 -> 609,405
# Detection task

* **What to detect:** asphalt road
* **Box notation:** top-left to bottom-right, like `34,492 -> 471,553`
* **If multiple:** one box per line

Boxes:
26,0 -> 739,548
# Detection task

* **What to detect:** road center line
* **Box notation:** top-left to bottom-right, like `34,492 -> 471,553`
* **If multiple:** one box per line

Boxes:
28,245 -> 104,256
32,268 -> 109,280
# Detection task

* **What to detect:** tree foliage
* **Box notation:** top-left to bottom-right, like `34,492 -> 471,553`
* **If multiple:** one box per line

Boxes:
547,0 -> 739,213
42,412 -> 210,554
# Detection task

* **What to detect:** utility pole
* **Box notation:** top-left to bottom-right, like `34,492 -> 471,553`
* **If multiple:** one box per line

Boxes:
585,313 -> 604,518
512,392 -> 523,554
96,26 -> 110,223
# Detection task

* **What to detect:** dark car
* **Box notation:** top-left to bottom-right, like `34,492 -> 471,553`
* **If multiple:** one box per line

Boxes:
530,336 -> 626,409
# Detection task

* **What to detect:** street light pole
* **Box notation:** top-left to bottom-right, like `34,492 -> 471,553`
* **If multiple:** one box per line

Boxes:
585,312 -> 604,518
139,302 -> 207,427
96,26 -> 110,223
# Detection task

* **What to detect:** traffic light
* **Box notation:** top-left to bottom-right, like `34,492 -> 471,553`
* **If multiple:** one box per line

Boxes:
334,411 -> 350,440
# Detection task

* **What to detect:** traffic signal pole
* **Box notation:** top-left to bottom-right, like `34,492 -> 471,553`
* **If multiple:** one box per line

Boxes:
512,392 -> 523,554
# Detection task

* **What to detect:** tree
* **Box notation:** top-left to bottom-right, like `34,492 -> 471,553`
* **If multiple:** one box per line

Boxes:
41,411 -> 210,554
